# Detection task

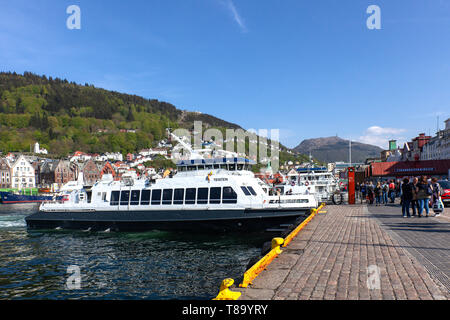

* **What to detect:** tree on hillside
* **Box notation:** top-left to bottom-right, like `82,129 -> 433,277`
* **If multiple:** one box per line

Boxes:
126,106 -> 134,122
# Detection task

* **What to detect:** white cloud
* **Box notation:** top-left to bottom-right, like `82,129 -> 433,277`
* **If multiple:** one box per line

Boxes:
365,126 -> 406,136
358,126 -> 407,149
219,0 -> 248,33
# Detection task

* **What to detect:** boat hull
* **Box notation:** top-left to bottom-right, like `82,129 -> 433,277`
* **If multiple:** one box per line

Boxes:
0,192 -> 62,204
25,208 -> 310,233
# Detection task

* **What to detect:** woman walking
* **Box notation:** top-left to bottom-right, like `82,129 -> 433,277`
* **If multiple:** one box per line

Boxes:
416,176 -> 432,218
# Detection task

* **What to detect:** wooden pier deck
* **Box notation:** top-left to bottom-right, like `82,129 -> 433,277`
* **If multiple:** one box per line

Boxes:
237,204 -> 449,300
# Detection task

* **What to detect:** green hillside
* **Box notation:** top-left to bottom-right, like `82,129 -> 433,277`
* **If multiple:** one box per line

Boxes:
0,71 -> 308,166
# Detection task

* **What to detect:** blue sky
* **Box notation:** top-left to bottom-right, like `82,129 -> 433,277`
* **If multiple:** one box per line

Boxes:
1,0 -> 450,149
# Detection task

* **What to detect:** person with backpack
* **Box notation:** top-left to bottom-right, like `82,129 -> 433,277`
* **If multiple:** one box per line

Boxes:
375,182 -> 383,206
382,181 -> 389,205
416,176 -> 432,218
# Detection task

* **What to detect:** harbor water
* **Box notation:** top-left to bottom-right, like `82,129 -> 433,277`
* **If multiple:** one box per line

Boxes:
0,204 -> 269,300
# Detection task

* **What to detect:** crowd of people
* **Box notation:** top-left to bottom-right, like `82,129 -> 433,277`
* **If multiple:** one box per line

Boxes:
356,177 -> 444,218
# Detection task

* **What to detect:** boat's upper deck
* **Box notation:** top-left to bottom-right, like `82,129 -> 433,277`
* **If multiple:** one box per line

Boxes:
176,157 -> 256,173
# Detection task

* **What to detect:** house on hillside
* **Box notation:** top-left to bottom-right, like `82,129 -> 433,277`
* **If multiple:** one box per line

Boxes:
81,159 -> 102,186
100,162 -> 117,180
0,158 -> 11,188
10,155 -> 35,189
40,160 -> 77,186
70,151 -> 92,163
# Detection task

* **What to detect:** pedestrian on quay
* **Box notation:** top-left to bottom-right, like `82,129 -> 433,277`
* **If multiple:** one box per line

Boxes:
367,181 -> 375,205
416,176 -> 432,218
397,180 -> 403,202
431,177 -> 443,216
382,181 -> 389,205
360,182 -> 367,204
389,179 -> 396,203
411,177 -> 419,216
401,178 -> 413,218
356,182 -> 360,200
375,182 -> 383,206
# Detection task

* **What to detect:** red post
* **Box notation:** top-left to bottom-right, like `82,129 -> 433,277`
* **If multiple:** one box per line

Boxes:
348,167 -> 355,205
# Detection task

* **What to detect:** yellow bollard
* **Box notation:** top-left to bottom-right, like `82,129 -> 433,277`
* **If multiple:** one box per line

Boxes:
213,278 -> 241,300
271,237 -> 284,255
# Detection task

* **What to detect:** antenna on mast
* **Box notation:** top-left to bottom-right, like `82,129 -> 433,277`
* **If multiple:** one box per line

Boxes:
437,115 -> 439,133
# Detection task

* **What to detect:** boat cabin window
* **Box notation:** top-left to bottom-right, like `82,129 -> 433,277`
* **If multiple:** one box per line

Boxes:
247,186 -> 257,196
197,165 -> 205,170
120,190 -> 130,206
130,190 -> 140,206
151,189 -> 162,205
185,188 -> 196,204
187,166 -> 197,171
241,186 -> 251,196
197,188 -> 208,204
162,189 -> 173,205
228,164 -> 236,171
213,164 -> 220,169
179,166 -> 187,172
222,186 -> 237,204
141,190 -> 151,205
173,188 -> 184,205
110,191 -> 120,206
209,187 -> 221,204
237,164 -> 243,171
220,164 -> 227,170
205,165 -> 213,170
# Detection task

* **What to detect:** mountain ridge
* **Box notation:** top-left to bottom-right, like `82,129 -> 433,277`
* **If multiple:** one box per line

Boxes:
293,136 -> 383,163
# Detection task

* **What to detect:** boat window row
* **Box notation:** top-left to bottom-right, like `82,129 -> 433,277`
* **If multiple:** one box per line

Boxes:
178,164 -> 252,172
110,187 -> 238,206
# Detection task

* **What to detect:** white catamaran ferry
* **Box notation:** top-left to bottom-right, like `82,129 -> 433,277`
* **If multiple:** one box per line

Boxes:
295,167 -> 339,203
26,134 -> 317,233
